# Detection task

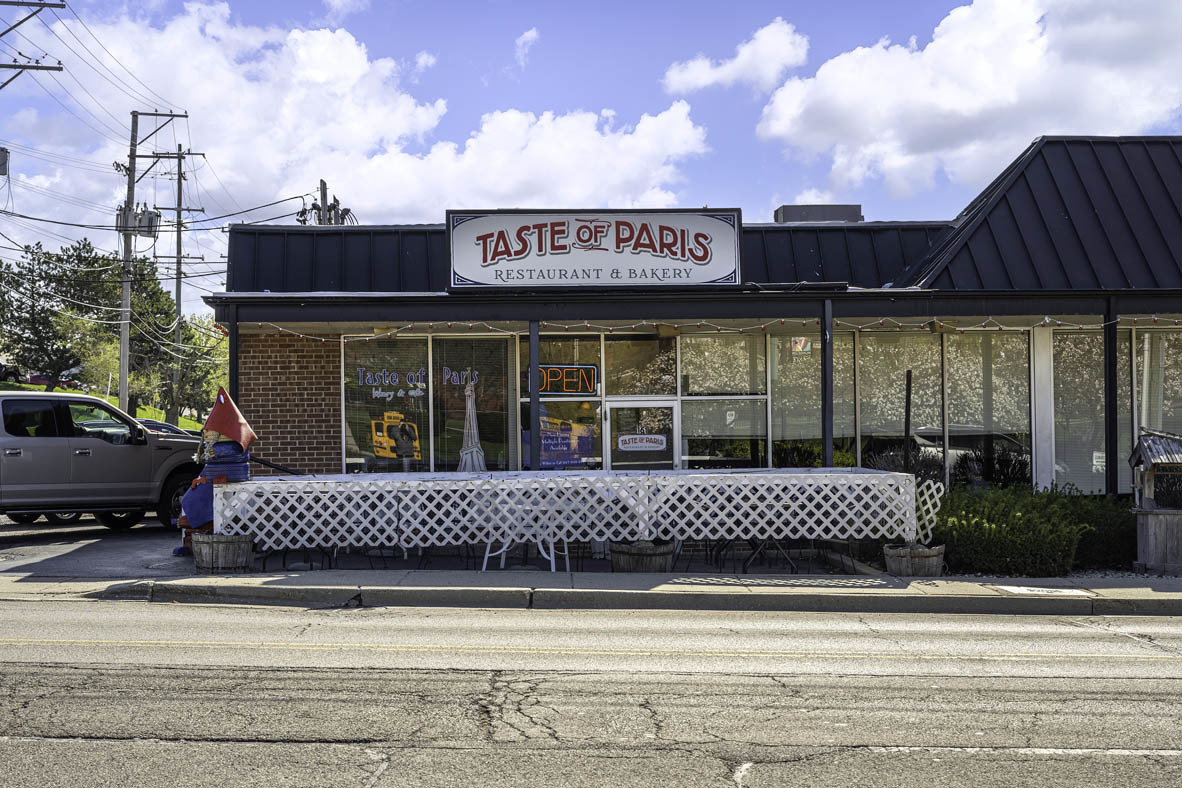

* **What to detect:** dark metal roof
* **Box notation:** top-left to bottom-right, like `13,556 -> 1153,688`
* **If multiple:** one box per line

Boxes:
902,137 -> 1182,290
740,222 -> 950,288
226,221 -> 951,293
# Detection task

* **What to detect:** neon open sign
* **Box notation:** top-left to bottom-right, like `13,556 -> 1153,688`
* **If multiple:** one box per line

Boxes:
537,364 -> 598,396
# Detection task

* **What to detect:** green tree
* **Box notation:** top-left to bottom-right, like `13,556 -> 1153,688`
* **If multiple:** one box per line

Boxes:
0,242 -> 103,390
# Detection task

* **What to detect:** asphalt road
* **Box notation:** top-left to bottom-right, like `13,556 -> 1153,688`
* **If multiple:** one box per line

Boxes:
1,600 -> 1181,787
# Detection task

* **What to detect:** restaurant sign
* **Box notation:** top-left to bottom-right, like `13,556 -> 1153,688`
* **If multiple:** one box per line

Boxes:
448,209 -> 741,289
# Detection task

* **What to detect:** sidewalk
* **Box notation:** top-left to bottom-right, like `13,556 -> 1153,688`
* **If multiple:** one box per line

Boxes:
2,527 -> 1180,614
3,569 -> 1182,615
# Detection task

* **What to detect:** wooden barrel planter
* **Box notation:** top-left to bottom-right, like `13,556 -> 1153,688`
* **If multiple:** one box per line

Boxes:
192,533 -> 255,574
883,543 -> 945,577
610,540 -> 675,572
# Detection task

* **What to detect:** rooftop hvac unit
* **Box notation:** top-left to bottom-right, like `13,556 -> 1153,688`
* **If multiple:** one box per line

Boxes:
136,208 -> 161,239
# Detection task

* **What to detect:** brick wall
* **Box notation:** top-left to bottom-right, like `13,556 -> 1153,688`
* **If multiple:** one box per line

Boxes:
238,332 -> 340,475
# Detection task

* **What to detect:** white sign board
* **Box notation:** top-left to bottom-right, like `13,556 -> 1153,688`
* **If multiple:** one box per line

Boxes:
448,210 -> 741,289
617,434 -> 668,452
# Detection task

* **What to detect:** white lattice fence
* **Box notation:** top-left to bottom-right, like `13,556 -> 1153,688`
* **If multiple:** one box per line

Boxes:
213,469 -> 920,552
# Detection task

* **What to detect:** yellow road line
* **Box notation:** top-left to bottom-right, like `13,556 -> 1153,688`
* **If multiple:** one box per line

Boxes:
0,637 -> 1176,660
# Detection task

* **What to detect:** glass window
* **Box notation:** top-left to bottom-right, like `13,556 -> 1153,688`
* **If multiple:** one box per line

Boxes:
519,336 -> 600,396
680,399 -> 768,469
1053,330 -> 1133,493
433,338 -> 514,472
610,404 -> 675,471
1137,330 -> 1182,505
344,338 -> 430,473
858,332 -> 944,482
67,402 -> 131,444
2,400 -> 62,438
604,336 -> 676,396
947,333 -> 1031,488
770,334 -> 856,467
521,401 -> 602,470
680,335 -> 766,395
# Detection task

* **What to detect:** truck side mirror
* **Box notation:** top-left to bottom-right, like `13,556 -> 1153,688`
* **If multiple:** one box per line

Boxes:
133,425 -> 148,445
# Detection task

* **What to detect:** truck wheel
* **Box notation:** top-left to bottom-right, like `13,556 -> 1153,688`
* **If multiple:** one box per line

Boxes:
8,513 -> 40,525
46,512 -> 82,525
97,511 -> 144,529
157,474 -> 195,526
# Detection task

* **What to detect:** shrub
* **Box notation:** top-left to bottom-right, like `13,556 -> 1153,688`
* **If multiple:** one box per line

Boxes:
1059,493 -> 1136,569
931,486 -> 1094,576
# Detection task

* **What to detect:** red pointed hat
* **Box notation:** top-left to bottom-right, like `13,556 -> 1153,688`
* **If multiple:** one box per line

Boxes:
203,387 -> 257,452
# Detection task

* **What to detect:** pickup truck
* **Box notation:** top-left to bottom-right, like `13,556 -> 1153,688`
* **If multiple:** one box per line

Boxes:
0,391 -> 202,528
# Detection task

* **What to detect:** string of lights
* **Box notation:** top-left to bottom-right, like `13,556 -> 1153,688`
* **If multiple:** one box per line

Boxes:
246,314 -> 1182,344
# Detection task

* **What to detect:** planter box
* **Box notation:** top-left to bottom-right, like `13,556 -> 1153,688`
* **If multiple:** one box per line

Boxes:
193,533 -> 255,574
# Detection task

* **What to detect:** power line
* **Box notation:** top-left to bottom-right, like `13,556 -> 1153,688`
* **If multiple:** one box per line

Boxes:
61,2 -> 177,110
0,137 -> 113,171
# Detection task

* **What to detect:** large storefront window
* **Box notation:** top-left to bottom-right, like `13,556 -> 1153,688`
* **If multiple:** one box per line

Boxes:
1053,331 -> 1132,493
769,334 -> 856,467
518,335 -> 601,395
433,338 -> 515,471
681,399 -> 767,469
604,336 -> 676,396
521,401 -> 603,469
343,338 -> 430,473
858,333 -> 944,482
947,333 -> 1031,488
680,335 -> 766,395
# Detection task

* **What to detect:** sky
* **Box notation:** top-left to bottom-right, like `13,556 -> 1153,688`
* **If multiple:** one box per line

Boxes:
1,0 -> 1181,314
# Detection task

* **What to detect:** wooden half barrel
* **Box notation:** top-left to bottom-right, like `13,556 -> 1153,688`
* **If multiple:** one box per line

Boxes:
192,533 -> 255,574
883,543 -> 945,577
610,540 -> 676,573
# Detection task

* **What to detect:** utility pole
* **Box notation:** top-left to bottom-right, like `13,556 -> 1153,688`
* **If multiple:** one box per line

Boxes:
306,178 -> 354,225
118,112 -> 138,414
0,2 -> 64,92
154,143 -> 204,425
116,109 -> 189,414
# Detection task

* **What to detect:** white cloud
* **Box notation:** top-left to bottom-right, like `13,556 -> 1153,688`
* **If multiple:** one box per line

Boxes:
794,187 -> 834,204
514,27 -> 539,69
756,0 -> 1182,197
321,0 -> 369,25
664,18 -> 808,94
414,51 -> 437,73
0,4 -> 706,314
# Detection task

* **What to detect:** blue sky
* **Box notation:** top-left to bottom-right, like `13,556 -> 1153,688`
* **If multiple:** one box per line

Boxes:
2,0 -> 1181,311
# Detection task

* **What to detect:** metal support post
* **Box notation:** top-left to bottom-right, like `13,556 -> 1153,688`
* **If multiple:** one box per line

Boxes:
1104,298 -> 1119,494
528,320 -> 542,470
821,299 -> 834,467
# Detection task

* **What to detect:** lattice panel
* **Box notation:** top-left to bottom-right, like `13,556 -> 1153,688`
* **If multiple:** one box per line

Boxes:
915,479 -> 945,545
213,470 -> 920,551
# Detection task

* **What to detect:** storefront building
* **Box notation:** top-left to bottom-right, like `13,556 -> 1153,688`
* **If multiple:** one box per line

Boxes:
206,136 -> 1182,496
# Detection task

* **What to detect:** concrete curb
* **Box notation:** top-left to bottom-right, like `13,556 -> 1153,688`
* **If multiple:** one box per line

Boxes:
71,577 -> 1182,615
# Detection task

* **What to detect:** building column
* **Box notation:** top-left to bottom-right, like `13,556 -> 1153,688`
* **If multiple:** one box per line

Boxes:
1104,299 -> 1119,495
528,320 -> 542,471
1031,326 -> 1055,490
821,299 -> 834,467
